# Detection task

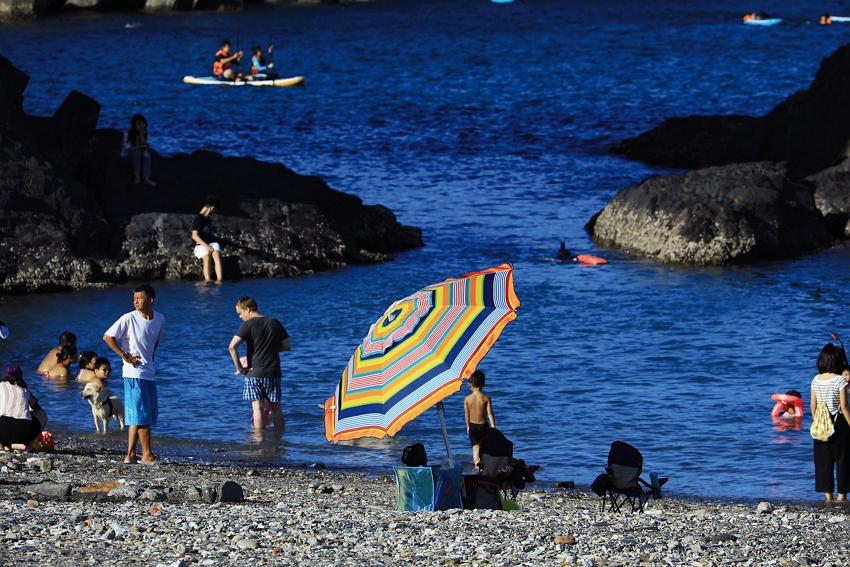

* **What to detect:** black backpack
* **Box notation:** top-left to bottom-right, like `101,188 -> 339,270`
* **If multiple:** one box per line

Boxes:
401,443 -> 427,467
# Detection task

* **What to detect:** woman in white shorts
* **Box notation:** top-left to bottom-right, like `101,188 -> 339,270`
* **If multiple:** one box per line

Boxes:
191,196 -> 223,282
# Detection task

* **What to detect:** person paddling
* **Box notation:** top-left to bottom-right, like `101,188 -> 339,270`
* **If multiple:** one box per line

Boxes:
251,45 -> 277,79
214,40 -> 245,81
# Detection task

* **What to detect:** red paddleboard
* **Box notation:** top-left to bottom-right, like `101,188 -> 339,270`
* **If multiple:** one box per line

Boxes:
576,254 -> 607,265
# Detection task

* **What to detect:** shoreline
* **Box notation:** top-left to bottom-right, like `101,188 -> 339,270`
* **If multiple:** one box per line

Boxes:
1,439 -> 848,567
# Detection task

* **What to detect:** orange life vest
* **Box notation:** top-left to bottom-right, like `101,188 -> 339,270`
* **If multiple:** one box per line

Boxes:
213,49 -> 233,75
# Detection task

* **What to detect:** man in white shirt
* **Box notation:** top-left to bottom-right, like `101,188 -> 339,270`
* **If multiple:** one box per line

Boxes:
103,284 -> 165,465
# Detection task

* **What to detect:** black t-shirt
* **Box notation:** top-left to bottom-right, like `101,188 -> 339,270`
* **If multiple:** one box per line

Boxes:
235,317 -> 289,378
192,214 -> 217,244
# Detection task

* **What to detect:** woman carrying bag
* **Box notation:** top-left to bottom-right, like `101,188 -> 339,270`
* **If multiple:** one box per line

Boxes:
811,343 -> 850,501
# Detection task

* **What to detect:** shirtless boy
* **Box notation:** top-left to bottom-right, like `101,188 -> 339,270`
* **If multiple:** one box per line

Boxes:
37,332 -> 77,374
464,369 -> 495,468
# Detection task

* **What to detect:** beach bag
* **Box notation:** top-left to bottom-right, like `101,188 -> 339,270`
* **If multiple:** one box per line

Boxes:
401,443 -> 427,467
810,403 -> 835,441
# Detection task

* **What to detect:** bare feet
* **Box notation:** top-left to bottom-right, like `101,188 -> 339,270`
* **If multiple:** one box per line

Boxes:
143,176 -> 156,187
11,444 -> 26,451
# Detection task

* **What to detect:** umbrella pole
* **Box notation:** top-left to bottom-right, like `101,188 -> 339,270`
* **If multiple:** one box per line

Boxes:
436,402 -> 454,466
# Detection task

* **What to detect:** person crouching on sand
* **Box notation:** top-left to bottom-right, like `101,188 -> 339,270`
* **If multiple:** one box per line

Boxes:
0,366 -> 48,451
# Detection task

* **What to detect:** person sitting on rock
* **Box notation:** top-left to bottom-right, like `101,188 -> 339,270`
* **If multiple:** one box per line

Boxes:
37,331 -> 76,374
214,40 -> 245,82
121,114 -> 156,187
44,345 -> 75,379
191,196 -> 223,282
0,366 -> 48,452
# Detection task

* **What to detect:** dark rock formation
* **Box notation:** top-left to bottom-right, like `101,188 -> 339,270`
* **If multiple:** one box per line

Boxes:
612,43 -> 850,180
588,162 -> 834,265
0,56 -> 423,294
1,0 -> 351,22
808,158 -> 850,238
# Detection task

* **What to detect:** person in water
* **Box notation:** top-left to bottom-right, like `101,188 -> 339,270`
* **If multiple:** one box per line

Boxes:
251,45 -> 276,79
76,351 -> 98,382
821,13 -> 833,24
44,345 -> 75,379
777,390 -> 803,419
214,40 -> 245,81
37,331 -> 76,374
121,114 -> 156,187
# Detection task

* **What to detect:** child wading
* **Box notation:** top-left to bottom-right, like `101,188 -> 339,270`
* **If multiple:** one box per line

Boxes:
464,369 -> 496,468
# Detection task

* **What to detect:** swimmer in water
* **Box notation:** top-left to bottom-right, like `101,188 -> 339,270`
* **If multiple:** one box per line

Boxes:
778,389 -> 803,420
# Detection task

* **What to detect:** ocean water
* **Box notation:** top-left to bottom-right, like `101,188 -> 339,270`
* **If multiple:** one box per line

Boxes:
2,0 -> 850,500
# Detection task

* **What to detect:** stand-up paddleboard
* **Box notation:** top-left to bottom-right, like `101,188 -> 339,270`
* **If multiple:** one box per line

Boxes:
744,18 -> 783,26
491,0 -> 514,3
0,319 -> 8,339
830,16 -> 850,21
183,76 -> 305,87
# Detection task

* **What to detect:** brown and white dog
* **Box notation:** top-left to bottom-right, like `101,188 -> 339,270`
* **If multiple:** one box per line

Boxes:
80,380 -> 125,432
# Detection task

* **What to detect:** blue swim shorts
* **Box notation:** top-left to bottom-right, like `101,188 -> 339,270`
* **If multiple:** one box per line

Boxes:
243,377 -> 281,402
124,378 -> 158,426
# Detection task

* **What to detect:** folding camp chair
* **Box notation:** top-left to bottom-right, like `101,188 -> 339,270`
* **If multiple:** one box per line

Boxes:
599,440 -> 667,513
463,428 -> 538,510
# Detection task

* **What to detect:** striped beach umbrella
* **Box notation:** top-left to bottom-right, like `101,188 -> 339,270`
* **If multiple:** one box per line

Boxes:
324,264 -> 520,444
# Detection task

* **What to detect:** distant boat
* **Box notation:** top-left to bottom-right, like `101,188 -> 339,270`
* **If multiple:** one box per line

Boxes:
491,0 -> 514,3
744,18 -> 784,26
125,22 -> 143,29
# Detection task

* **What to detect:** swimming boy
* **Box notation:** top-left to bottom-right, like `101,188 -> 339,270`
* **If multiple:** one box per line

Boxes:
214,40 -> 245,81
464,369 -> 495,468
37,332 -> 77,374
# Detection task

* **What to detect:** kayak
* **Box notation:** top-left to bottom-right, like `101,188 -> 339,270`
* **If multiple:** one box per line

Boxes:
744,18 -> 783,26
182,76 -> 305,87
831,16 -> 850,22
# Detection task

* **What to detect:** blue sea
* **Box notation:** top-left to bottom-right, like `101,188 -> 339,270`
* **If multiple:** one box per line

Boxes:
2,0 -> 850,500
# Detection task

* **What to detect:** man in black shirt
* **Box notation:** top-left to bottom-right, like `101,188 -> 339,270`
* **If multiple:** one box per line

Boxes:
191,196 -> 223,282
227,296 -> 290,429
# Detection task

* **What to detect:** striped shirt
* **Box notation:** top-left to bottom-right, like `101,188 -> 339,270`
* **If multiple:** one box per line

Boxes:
811,374 -> 848,416
0,382 -> 31,421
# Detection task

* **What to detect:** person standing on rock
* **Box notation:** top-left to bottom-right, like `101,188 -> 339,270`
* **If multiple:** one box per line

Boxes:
228,296 -> 290,430
121,114 -> 156,187
191,196 -> 223,282
103,284 -> 165,465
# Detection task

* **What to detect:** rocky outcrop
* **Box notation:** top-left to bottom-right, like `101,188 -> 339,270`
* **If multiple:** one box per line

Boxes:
588,162 -> 834,265
0,56 -> 423,294
808,158 -> 850,238
612,43 -> 850,180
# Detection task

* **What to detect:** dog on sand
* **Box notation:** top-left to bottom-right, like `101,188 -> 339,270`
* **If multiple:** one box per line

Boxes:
80,380 -> 125,432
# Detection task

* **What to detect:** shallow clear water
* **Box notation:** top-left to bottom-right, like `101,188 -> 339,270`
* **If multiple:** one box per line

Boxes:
2,0 -> 850,500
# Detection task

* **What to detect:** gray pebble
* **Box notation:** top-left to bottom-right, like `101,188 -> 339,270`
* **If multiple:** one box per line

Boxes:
237,538 -> 258,549
140,488 -> 168,502
108,485 -> 142,499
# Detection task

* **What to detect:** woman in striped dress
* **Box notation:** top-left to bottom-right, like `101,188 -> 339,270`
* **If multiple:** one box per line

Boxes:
811,344 -> 850,501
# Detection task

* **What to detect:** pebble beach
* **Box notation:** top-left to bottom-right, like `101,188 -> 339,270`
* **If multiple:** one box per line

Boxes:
1,442 -> 848,567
